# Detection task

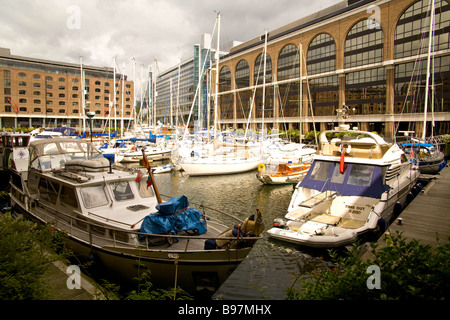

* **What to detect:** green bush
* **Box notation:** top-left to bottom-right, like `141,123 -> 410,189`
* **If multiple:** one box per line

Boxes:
287,232 -> 450,300
0,213 -> 57,299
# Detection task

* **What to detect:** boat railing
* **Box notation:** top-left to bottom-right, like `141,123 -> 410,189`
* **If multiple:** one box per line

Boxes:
28,196 -> 260,253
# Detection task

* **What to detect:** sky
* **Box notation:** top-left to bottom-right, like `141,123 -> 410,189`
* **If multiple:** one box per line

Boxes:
0,0 -> 343,83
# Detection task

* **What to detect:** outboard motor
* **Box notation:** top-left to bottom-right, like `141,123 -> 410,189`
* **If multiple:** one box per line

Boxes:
273,218 -> 287,228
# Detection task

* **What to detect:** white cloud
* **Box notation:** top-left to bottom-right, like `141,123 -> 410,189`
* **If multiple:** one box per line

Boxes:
0,0 -> 343,80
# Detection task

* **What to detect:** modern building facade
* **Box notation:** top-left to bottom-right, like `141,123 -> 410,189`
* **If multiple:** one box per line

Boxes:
153,33 -> 240,131
0,48 -> 134,132
212,0 -> 449,138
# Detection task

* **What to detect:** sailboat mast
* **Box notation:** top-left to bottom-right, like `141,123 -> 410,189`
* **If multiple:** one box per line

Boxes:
214,12 -> 221,139
261,30 -> 267,143
422,0 -> 435,141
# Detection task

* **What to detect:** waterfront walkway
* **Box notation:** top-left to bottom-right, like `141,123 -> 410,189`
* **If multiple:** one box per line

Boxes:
366,165 -> 450,255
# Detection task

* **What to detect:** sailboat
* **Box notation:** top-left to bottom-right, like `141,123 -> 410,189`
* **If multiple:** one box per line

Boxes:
398,0 -> 446,174
177,12 -> 262,176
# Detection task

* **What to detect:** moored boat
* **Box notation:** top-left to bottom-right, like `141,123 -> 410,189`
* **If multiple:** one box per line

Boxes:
8,138 -> 264,295
267,122 -> 420,248
256,162 -> 311,185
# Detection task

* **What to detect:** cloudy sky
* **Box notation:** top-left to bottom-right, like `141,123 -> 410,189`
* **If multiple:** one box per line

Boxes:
0,0 -> 342,81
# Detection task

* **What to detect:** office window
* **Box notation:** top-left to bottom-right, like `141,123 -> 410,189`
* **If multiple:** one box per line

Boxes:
394,0 -> 450,59
307,33 -> 336,75
254,52 -> 272,84
219,66 -> 231,92
344,20 -> 383,68
235,59 -> 250,89
277,44 -> 300,81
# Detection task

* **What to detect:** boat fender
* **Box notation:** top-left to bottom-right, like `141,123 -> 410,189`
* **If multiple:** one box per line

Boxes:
258,163 -> 266,172
406,192 -> 415,203
376,218 -> 388,233
393,202 -> 402,215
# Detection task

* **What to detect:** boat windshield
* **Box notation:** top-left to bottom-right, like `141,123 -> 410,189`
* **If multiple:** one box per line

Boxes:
299,160 -> 388,198
80,185 -> 109,208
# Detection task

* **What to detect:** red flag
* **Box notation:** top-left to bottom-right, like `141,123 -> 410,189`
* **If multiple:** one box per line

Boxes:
147,176 -> 152,189
136,170 -> 143,182
340,145 -> 345,174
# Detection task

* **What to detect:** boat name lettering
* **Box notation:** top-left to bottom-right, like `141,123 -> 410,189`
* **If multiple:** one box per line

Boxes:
344,204 -> 365,214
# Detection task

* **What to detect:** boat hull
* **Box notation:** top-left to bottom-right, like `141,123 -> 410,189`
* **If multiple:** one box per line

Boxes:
180,158 -> 260,176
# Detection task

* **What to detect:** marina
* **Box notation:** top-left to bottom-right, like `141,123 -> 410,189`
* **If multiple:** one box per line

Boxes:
0,0 -> 449,303
19,161 -> 449,300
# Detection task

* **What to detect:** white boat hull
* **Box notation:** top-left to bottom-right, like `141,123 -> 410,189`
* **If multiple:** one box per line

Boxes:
180,158 -> 260,176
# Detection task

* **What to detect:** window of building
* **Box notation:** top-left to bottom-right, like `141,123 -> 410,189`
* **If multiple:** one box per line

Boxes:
344,20 -> 383,68
33,74 -> 41,80
46,76 -> 53,81
59,109 -> 66,114
72,109 -> 78,114
19,72 -> 27,78
34,99 -> 41,104
307,33 -> 336,75
19,107 -> 27,112
59,93 -> 65,98
72,78 -> 78,83
33,83 -> 41,88
59,101 -> 65,106
309,75 -> 339,116
235,59 -> 250,89
59,86 -> 65,90
34,108 -> 41,112
19,98 -> 27,103
19,90 -> 26,95
394,56 -> 449,115
33,91 -> 41,96
346,67 -> 386,115
219,66 -> 231,92
59,77 -> 65,82
46,108 -> 53,113
277,44 -> 300,81
4,88 -> 11,95
95,81 -> 101,85
46,84 -> 53,89
3,70 -> 10,77
254,52 -> 272,84
3,79 -> 10,86
19,81 -> 26,86
72,86 -> 78,91
394,0 -> 450,59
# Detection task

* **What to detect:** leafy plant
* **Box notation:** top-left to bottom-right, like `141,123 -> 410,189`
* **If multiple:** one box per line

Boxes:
287,232 -> 450,300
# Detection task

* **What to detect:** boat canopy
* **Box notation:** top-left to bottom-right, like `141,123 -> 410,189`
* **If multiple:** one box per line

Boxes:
298,160 -> 390,199
140,195 -> 207,237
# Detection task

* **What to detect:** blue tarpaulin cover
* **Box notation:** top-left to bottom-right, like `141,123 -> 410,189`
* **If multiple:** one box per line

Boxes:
140,195 -> 207,237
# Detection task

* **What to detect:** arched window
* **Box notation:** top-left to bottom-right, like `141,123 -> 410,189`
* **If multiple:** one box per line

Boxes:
307,33 -> 336,75
219,66 -> 231,92
254,53 -> 272,84
394,0 -> 450,118
344,20 -> 383,68
235,60 -> 250,89
394,0 -> 450,59
277,44 -> 300,81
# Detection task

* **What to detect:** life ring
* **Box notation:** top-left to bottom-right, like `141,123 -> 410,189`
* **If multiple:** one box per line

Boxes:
258,163 -> 266,172
343,144 -> 352,155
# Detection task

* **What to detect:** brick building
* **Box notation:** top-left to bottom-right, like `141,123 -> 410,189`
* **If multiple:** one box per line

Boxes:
212,0 -> 450,138
0,48 -> 134,132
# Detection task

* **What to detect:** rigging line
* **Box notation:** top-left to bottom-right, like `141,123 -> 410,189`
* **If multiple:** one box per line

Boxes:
244,48 -> 265,138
